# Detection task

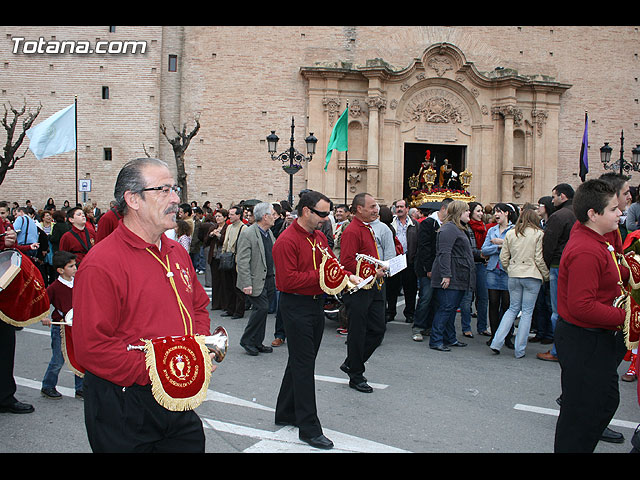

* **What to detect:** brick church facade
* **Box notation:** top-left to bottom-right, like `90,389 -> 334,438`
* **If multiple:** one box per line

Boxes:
1,26 -> 638,210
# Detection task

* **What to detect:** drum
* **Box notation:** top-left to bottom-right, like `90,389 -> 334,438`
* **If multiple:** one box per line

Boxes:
0,249 -> 50,327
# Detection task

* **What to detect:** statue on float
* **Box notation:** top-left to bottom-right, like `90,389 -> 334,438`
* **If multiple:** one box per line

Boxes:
408,149 -> 475,207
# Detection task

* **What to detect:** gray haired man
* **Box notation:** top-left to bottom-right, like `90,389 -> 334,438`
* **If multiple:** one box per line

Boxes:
236,201 -> 277,355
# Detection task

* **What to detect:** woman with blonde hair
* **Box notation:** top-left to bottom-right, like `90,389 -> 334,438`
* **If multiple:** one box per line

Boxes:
429,200 -> 476,351
489,204 -> 549,358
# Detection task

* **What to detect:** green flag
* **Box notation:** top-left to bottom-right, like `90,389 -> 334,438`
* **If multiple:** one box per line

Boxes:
324,108 -> 348,171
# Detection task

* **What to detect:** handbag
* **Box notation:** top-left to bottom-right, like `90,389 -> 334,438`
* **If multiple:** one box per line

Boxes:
218,225 -> 243,271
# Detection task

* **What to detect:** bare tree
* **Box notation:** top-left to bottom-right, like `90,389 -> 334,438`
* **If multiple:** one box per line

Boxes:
0,101 -> 42,185
159,116 -> 200,203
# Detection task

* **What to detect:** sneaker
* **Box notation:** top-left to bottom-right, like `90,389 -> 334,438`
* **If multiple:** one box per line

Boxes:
41,387 -> 62,399
412,328 -> 423,342
336,327 -> 348,336
622,354 -> 637,382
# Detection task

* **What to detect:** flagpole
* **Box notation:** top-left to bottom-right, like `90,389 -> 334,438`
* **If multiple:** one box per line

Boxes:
74,95 -> 78,205
344,101 -> 349,205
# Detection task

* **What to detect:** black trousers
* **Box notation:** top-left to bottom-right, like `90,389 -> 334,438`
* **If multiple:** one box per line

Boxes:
275,293 -> 325,438
223,269 -> 245,316
240,275 -> 275,348
386,267 -> 418,320
554,319 -> 620,453
0,321 -> 17,406
83,371 -> 205,453
342,285 -> 386,383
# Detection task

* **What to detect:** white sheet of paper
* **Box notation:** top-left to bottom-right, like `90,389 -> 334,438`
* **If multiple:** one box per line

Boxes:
357,276 -> 374,289
387,254 -> 407,276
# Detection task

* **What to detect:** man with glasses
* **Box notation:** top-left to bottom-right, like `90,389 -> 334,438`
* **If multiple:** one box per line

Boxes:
273,190 -> 360,450
73,158 -> 213,452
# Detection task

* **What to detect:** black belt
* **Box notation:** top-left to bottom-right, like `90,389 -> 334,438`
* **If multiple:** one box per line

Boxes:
559,318 -> 617,335
283,292 -> 323,300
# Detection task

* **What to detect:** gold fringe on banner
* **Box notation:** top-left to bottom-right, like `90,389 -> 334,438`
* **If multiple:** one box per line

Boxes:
318,254 -> 349,295
143,335 -> 213,412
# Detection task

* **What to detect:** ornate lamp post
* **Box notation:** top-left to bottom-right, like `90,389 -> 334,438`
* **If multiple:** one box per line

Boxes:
600,130 -> 640,175
267,117 -> 317,206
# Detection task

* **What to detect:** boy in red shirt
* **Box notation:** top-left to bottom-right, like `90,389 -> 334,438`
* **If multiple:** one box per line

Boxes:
40,251 -> 84,399
554,179 -> 628,452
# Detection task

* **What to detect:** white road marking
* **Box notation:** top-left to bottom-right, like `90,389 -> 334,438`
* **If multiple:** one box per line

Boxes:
514,403 -> 639,430
15,375 -> 405,452
201,418 -> 410,453
314,374 -> 389,389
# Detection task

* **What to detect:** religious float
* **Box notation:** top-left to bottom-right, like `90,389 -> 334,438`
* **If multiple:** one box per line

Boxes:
408,149 -> 475,207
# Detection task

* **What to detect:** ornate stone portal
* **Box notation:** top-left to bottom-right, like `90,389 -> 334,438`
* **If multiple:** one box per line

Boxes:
300,43 -> 571,207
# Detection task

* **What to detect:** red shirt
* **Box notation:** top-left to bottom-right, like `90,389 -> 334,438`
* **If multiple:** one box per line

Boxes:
272,219 -> 330,296
46,277 -> 73,322
558,222 -> 628,330
339,216 -> 379,276
72,221 -> 211,387
59,225 -> 96,263
96,208 -> 122,243
0,218 -> 30,253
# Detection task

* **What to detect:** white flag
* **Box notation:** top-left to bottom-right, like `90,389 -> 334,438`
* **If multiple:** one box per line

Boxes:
27,103 -> 76,160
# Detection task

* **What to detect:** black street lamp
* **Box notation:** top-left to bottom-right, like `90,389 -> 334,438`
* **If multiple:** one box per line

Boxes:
267,117 -> 317,206
600,130 -> 640,175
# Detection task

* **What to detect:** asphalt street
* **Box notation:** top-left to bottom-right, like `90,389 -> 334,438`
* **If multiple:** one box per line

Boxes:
2,278 -> 639,454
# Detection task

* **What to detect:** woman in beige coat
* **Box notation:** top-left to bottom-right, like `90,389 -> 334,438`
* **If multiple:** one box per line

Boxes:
489,205 -> 550,358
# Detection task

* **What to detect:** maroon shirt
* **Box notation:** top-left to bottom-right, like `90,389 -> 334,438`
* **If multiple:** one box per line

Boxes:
73,222 -> 210,387
46,277 -> 73,322
558,222 -> 628,330
96,208 -> 122,243
272,219 -> 331,296
339,216 -> 379,276
59,225 -> 96,264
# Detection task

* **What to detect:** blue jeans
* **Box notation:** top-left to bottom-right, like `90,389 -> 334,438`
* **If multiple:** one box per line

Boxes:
414,276 -> 435,331
490,277 -> 542,358
42,326 -> 84,392
549,267 -> 559,356
460,263 -> 489,334
430,288 -> 466,347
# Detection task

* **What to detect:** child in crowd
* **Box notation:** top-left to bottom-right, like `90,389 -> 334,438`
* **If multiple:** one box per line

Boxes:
40,251 -> 83,399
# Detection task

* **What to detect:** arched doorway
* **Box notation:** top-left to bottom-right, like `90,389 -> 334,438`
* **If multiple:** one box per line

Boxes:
403,142 -> 467,200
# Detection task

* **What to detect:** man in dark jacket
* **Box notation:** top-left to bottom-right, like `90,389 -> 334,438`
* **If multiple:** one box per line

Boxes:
412,198 -> 452,341
537,183 -> 575,362
387,199 -> 418,323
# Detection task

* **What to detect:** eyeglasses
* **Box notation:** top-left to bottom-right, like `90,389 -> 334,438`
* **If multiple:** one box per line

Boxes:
308,206 -> 331,218
140,184 -> 182,195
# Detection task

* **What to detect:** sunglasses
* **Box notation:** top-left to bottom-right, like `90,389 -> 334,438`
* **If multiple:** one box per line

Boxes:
308,206 -> 331,218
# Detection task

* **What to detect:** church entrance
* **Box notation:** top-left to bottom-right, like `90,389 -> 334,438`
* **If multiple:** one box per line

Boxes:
403,142 -> 467,200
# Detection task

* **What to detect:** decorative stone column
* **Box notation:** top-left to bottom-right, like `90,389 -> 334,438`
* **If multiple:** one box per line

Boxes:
366,95 -> 385,197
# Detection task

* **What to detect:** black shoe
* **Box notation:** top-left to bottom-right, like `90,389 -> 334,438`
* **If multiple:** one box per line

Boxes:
75,390 -> 84,399
339,362 -> 367,382
240,343 -> 259,356
231,314 -> 244,319
447,341 -> 467,348
0,401 -> 34,414
600,427 -> 625,444
299,433 -> 334,449
349,380 -> 373,393
220,312 -> 233,317
256,344 -> 273,353
41,387 -> 62,399
490,347 -> 500,354
430,345 -> 451,352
